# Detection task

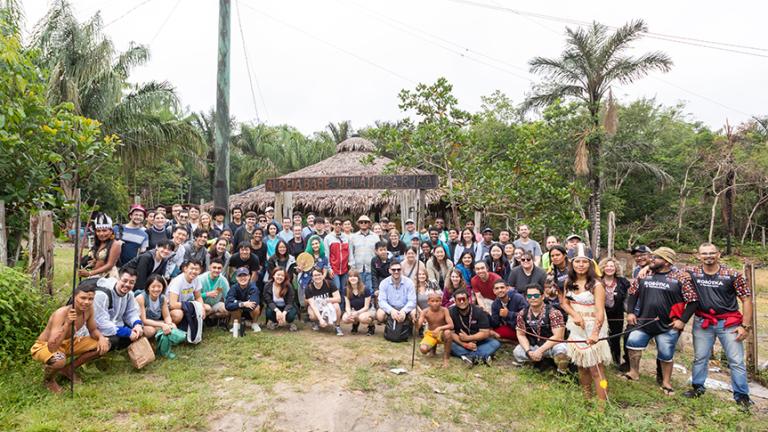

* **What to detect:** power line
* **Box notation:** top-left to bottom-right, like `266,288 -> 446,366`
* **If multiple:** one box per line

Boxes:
343,0 -> 532,82
104,0 -> 155,28
446,0 -> 768,58
238,1 -> 416,84
235,0 -> 267,123
149,0 -> 181,44
650,76 -> 753,117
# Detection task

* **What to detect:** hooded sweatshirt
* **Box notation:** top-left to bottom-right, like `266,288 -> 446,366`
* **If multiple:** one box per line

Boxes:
94,277 -> 142,337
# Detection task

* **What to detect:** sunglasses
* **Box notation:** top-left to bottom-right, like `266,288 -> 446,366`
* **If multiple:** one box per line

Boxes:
520,258 -> 532,262
526,293 -> 542,299
359,221 -> 371,224
455,297 -> 468,303
390,268 -> 402,272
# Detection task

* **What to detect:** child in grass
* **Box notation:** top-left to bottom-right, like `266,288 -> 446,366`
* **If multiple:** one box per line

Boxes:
417,291 -> 454,367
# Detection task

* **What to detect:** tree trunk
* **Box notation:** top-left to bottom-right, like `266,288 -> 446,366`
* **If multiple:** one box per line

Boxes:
588,133 -> 602,257
724,168 -> 735,255
0,200 -> 6,266
741,194 -> 768,244
445,169 -> 460,228
708,194 -> 720,243
607,211 -> 615,258
675,159 -> 696,244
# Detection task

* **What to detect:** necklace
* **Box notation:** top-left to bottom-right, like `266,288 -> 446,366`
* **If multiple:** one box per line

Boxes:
458,307 -> 473,333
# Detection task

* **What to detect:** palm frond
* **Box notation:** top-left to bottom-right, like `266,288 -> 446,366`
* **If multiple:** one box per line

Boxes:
614,160 -> 673,185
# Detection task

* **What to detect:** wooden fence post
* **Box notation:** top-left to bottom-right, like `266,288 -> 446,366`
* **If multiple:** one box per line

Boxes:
0,200 -> 6,265
744,263 -> 758,377
28,211 -> 55,295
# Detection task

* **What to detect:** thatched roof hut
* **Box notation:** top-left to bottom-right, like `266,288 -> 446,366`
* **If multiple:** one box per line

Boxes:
222,137 -> 441,216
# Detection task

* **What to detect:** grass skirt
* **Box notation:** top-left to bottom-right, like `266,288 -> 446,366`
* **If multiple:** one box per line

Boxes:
566,302 -> 613,368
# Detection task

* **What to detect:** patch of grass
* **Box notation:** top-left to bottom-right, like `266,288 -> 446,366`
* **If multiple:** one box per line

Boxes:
349,366 -> 374,392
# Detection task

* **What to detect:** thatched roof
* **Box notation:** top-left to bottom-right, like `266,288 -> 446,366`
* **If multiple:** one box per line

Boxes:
220,137 -> 442,216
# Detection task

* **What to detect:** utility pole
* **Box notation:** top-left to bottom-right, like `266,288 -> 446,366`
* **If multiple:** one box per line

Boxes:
213,0 -> 231,221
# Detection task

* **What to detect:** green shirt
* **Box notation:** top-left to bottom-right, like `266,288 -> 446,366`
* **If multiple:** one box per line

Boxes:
197,272 -> 229,306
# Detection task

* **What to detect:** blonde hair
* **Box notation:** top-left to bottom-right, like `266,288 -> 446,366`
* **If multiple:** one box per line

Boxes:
346,269 -> 366,299
598,257 -> 624,277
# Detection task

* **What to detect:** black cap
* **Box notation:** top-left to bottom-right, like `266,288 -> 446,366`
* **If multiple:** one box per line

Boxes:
631,245 -> 652,254
482,227 -> 493,234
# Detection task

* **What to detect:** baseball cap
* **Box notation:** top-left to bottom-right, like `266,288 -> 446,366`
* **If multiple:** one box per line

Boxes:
565,234 -> 582,242
482,227 -> 493,234
128,204 -> 147,217
631,245 -> 652,255
235,267 -> 250,276
264,206 -> 275,212
405,218 -> 415,224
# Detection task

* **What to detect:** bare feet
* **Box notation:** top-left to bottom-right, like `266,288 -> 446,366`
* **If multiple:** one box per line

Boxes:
59,367 -> 82,384
44,379 -> 63,394
442,359 -> 450,368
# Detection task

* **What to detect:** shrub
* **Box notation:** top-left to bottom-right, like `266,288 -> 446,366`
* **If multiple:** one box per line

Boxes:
0,267 -> 56,368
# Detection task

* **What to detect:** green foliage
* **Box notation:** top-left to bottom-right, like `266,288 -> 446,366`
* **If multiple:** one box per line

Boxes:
0,267 -> 55,368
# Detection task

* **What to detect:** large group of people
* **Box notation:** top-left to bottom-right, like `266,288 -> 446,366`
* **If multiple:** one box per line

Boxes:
33,204 -> 754,410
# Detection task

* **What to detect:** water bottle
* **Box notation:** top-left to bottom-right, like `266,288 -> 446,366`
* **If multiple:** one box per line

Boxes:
232,320 -> 240,338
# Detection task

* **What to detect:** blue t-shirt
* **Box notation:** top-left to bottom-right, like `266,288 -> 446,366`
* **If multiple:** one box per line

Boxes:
118,225 -> 148,265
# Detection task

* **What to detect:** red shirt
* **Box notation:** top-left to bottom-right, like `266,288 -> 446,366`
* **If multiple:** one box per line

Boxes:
471,272 -> 502,299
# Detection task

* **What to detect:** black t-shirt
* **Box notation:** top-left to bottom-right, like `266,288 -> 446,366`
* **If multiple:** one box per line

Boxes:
348,290 -> 368,311
305,280 -> 338,300
251,243 -> 268,268
228,253 -> 261,276
449,305 -> 490,336
635,271 -> 686,335
687,267 -> 739,314
232,226 -> 253,251
507,266 -> 547,293
387,241 -> 407,261
287,239 -> 306,258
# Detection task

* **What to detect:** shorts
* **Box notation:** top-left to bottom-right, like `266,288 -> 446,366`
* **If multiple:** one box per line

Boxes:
209,302 -> 227,314
420,329 -> 444,348
30,337 -> 99,364
626,328 -> 681,362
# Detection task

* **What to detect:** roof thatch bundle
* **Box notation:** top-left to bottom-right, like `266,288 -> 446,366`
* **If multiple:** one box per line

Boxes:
219,137 -> 442,216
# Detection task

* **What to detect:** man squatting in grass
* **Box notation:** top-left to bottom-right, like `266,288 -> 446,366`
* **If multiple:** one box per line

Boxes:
30,280 -> 110,393
417,290 -> 454,367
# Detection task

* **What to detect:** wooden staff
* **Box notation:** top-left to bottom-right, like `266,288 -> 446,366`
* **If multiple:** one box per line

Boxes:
69,188 -> 81,397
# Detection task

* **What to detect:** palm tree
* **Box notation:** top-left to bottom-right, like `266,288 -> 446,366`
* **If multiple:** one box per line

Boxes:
32,0 -> 203,170
325,120 -> 352,144
525,19 -> 672,255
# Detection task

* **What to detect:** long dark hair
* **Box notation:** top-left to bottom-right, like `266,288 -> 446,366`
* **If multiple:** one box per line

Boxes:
565,258 -> 597,292
273,239 -> 290,260
485,243 -> 509,275
271,267 -> 290,298
460,228 -> 475,247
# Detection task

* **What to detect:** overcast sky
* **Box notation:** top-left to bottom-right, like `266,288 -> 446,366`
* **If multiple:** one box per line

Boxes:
21,0 -> 768,134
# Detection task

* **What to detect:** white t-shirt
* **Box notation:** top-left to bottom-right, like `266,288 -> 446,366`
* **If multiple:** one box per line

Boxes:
167,274 -> 201,302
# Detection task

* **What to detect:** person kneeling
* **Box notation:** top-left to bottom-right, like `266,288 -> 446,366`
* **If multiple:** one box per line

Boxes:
306,266 -> 344,336
341,270 -> 374,334
263,268 -> 298,331
513,285 -> 570,373
199,257 -> 231,327
225,267 -> 263,333
490,280 -> 527,342
449,288 -> 501,367
31,280 -> 109,393
417,291 -> 454,367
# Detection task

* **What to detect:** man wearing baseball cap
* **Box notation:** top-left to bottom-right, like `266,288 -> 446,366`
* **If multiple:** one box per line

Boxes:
400,218 -> 420,244
117,204 -> 149,267
624,247 -> 699,396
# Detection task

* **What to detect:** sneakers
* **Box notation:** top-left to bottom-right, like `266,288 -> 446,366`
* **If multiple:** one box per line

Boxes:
335,326 -> 344,336
266,321 -> 277,330
351,323 -> 359,334
683,386 -> 706,399
482,356 -> 493,367
311,323 -> 320,331
736,397 -> 754,412
251,323 -> 262,333
288,323 -> 298,332
461,355 -> 476,368
366,324 -> 375,336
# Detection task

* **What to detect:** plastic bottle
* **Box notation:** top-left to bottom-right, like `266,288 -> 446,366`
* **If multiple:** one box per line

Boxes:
232,319 -> 240,338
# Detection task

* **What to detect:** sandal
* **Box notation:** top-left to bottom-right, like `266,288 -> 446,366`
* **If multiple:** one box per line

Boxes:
622,373 -> 638,381
661,386 -> 675,396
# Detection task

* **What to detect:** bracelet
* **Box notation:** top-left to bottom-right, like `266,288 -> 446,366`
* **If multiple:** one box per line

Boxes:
742,325 -> 752,331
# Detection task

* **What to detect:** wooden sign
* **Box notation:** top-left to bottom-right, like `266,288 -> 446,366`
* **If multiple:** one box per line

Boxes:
265,175 -> 439,192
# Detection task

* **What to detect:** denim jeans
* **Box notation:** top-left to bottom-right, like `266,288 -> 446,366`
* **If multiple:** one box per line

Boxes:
626,327 -> 681,362
360,271 -> 372,295
333,273 -> 349,313
512,343 -> 567,364
450,338 -> 501,360
691,316 -> 749,399
265,306 -> 297,323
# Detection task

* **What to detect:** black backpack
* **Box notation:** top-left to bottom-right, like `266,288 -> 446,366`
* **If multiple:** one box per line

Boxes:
384,315 -> 413,342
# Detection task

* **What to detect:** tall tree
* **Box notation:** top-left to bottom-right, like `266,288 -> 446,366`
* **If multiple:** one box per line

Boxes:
31,0 -> 203,171
525,19 -> 672,255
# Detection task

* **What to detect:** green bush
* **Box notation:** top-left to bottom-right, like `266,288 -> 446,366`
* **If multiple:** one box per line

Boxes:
0,267 -> 56,368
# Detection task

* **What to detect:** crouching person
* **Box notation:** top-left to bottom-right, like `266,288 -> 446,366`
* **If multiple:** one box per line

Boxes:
306,266 -> 344,336
31,280 -> 109,393
449,288 -> 501,367
513,285 -> 570,374
225,267 -> 263,333
263,268 -> 298,331
135,274 -> 175,339
417,291 -> 454,367
199,257 -> 230,323
168,259 -> 206,326
341,270 -> 374,334
93,268 -> 145,352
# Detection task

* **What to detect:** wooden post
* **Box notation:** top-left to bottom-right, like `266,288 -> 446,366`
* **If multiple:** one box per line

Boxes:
28,211 -> 55,294
762,226 -> 766,249
0,200 -> 6,265
744,263 -> 758,377
284,192 -> 293,221
274,192 -> 285,222
473,211 -> 482,233
399,190 -> 416,232
607,211 -> 616,258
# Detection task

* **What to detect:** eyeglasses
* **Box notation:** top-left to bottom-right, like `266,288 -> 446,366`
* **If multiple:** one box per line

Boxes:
390,268 -> 402,272
359,221 -> 371,224
259,219 -> 267,223
334,222 -> 342,225
526,293 -> 541,299
455,297 -> 468,303
520,258 -> 532,262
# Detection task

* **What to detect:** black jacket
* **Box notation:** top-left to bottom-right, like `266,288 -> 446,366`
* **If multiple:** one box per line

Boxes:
122,250 -> 168,292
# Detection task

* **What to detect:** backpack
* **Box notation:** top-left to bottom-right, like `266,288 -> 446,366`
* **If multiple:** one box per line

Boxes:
384,315 -> 413,342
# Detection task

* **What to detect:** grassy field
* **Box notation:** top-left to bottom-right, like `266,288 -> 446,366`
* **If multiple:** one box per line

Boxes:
2,246 -> 767,431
